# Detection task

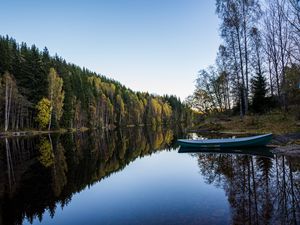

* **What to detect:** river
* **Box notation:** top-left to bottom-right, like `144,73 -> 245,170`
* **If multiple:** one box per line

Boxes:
0,127 -> 299,225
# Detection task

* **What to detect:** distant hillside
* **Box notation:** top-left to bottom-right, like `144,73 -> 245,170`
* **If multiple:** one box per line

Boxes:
0,35 -> 193,131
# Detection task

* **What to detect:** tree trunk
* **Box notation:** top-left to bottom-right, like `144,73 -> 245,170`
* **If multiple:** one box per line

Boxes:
242,1 -> 249,114
267,55 -> 274,96
48,88 -> 53,130
5,78 -> 12,132
237,28 -> 246,116
231,32 -> 243,117
278,13 -> 288,110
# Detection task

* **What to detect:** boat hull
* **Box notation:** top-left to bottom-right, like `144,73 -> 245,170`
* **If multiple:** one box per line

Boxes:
177,134 -> 272,148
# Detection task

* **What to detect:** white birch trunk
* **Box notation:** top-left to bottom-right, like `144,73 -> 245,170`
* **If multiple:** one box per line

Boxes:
48,88 -> 53,130
5,79 -> 12,132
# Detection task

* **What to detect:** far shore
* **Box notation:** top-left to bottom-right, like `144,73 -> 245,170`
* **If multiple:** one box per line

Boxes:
0,123 -> 158,138
0,128 -> 89,138
2,116 -> 300,156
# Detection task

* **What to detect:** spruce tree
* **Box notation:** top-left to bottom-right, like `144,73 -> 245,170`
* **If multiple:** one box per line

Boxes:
251,72 -> 267,113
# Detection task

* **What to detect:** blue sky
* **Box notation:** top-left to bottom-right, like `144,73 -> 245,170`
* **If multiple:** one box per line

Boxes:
0,0 -> 221,100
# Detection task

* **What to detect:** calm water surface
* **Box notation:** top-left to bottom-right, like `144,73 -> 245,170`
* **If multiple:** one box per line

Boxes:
0,127 -> 299,225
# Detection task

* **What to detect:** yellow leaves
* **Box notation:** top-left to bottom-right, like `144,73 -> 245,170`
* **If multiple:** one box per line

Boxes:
164,129 -> 174,145
36,98 -> 51,129
162,102 -> 172,118
102,82 -> 115,97
88,76 -> 102,91
48,68 -> 65,121
150,98 -> 162,116
147,98 -> 173,124
38,137 -> 54,167
54,76 -> 65,121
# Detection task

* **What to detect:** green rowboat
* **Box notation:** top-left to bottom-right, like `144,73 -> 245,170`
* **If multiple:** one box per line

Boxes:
177,133 -> 272,148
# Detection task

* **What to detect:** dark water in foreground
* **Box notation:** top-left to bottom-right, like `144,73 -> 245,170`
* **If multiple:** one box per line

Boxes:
0,127 -> 299,225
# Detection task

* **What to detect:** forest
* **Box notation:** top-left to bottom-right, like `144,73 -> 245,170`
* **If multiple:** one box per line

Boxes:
0,36 -> 193,132
187,0 -> 300,116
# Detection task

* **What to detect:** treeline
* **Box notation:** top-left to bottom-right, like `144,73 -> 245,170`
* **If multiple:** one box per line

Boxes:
0,36 -> 193,131
187,0 -> 300,115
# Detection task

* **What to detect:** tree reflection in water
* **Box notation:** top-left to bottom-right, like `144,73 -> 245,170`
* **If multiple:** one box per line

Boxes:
0,127 -> 178,225
0,128 -> 299,225
196,152 -> 300,225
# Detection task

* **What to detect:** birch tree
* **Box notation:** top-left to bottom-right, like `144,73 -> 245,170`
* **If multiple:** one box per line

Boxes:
4,72 -> 13,131
48,68 -> 64,130
216,0 -> 261,115
263,0 -> 293,110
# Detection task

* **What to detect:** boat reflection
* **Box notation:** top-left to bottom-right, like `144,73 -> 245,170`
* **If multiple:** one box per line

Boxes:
178,146 -> 275,158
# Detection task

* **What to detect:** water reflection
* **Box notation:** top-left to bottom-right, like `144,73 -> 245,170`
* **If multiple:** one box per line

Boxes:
0,129 -> 299,225
0,127 -> 179,225
179,146 -> 275,158
195,152 -> 300,225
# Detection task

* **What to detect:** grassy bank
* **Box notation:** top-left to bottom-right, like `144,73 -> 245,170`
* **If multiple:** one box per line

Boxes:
194,110 -> 300,135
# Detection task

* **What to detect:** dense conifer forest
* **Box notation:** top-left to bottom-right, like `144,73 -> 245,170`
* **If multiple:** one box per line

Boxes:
0,36 -> 193,131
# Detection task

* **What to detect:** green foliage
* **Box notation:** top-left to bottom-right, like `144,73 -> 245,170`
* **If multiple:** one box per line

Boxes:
36,98 -> 51,129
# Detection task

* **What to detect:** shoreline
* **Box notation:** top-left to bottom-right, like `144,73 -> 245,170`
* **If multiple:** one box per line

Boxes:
0,123 -> 168,138
0,128 -> 89,138
2,126 -> 300,156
